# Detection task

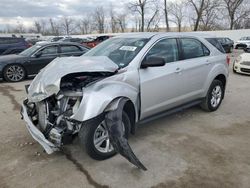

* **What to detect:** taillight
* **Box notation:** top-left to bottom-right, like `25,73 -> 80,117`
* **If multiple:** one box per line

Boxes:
226,55 -> 230,65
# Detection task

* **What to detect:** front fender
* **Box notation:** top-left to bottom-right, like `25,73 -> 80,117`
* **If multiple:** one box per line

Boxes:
71,80 -> 139,122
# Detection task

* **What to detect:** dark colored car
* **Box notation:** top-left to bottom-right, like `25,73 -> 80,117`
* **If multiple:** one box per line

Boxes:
0,42 -> 89,82
217,37 -> 234,53
84,35 -> 112,48
0,37 -> 32,55
59,38 -> 86,44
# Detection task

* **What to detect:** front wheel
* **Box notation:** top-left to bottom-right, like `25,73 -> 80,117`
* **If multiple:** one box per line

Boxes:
3,64 -> 26,82
79,112 -> 131,160
200,80 -> 224,112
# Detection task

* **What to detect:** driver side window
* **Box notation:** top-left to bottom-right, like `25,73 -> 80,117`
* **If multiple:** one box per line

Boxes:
146,38 -> 179,63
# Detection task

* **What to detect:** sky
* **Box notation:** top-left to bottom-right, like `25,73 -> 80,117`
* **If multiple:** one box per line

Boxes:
0,0 -> 130,30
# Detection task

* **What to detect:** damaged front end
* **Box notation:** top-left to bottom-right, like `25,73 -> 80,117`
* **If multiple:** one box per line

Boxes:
21,56 -> 147,170
22,71 -> 114,153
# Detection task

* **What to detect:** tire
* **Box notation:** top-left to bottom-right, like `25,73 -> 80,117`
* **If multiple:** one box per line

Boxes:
79,112 -> 131,160
200,80 -> 224,112
3,64 -> 26,82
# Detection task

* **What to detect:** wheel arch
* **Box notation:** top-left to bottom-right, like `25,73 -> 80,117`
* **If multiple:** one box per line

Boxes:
104,97 -> 137,134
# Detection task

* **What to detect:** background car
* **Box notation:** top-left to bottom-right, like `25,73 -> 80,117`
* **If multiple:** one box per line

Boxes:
233,51 -> 250,75
0,42 -> 89,82
217,37 -> 234,53
235,36 -> 250,49
83,35 -> 112,48
0,37 -> 32,55
58,37 -> 88,45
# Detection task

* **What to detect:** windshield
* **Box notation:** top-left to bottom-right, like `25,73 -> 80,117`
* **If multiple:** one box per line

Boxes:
19,45 -> 41,56
84,37 -> 149,68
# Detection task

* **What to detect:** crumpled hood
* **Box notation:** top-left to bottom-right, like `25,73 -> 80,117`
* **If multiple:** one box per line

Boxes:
28,56 -> 118,102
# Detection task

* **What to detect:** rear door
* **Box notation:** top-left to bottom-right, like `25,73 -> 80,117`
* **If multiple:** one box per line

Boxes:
178,38 -> 212,101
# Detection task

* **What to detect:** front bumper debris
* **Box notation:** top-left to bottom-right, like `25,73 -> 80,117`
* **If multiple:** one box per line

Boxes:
21,103 -> 59,154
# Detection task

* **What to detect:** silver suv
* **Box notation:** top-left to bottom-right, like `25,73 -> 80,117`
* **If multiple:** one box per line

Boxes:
21,33 -> 229,170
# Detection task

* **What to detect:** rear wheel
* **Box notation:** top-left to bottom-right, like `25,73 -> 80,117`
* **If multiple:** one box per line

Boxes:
79,112 -> 131,160
200,80 -> 224,112
3,64 -> 26,82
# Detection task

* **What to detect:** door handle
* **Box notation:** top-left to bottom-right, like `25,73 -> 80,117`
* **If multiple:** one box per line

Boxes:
175,67 -> 182,73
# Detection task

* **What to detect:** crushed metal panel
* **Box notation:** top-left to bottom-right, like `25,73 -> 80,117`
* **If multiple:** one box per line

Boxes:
105,98 -> 147,171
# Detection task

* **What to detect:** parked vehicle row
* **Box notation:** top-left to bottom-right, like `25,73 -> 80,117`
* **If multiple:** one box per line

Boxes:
21,33 -> 229,170
0,42 -> 89,82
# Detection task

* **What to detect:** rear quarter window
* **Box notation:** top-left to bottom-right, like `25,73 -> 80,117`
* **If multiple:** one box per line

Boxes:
206,38 -> 225,53
180,38 -> 210,60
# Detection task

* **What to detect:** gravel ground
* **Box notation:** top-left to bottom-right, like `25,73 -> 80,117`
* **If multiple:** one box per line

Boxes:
0,50 -> 250,188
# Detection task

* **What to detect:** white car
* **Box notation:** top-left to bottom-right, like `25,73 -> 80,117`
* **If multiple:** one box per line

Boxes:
235,37 -> 250,49
233,53 -> 250,75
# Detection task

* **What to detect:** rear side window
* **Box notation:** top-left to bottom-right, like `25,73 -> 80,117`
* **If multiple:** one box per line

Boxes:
206,38 -> 225,53
40,46 -> 58,56
180,38 -> 210,59
61,45 -> 82,53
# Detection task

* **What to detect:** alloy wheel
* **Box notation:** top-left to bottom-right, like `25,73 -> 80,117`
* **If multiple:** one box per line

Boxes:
210,85 -> 222,108
6,65 -> 25,82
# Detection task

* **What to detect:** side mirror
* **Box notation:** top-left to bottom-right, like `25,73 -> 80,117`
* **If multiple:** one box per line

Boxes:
35,51 -> 42,58
141,56 -> 166,69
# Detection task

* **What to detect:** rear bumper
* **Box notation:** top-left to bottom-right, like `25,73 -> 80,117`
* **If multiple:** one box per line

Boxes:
21,102 -> 59,154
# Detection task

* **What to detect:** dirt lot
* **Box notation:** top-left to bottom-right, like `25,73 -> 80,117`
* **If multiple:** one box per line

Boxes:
0,50 -> 250,188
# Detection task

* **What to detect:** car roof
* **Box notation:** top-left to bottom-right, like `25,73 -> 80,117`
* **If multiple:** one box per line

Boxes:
37,41 -> 87,47
33,41 -> 89,50
114,32 -> 215,39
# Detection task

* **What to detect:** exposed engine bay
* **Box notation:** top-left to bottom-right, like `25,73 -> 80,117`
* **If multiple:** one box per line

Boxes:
25,72 -> 113,147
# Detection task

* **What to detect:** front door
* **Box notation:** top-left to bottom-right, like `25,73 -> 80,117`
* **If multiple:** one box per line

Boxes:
26,45 -> 59,75
139,38 -> 185,119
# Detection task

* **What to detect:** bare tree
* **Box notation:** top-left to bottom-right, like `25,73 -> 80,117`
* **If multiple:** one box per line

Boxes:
15,21 -> 25,33
93,6 -> 106,33
109,5 -> 120,33
164,0 -> 170,31
223,0 -> 250,29
116,14 -> 127,32
129,0 -> 151,32
188,0 -> 209,31
61,17 -> 75,35
199,0 -> 221,30
169,1 -> 186,32
146,1 -> 161,31
79,17 -> 91,34
49,18 -> 60,35
34,21 -> 42,33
